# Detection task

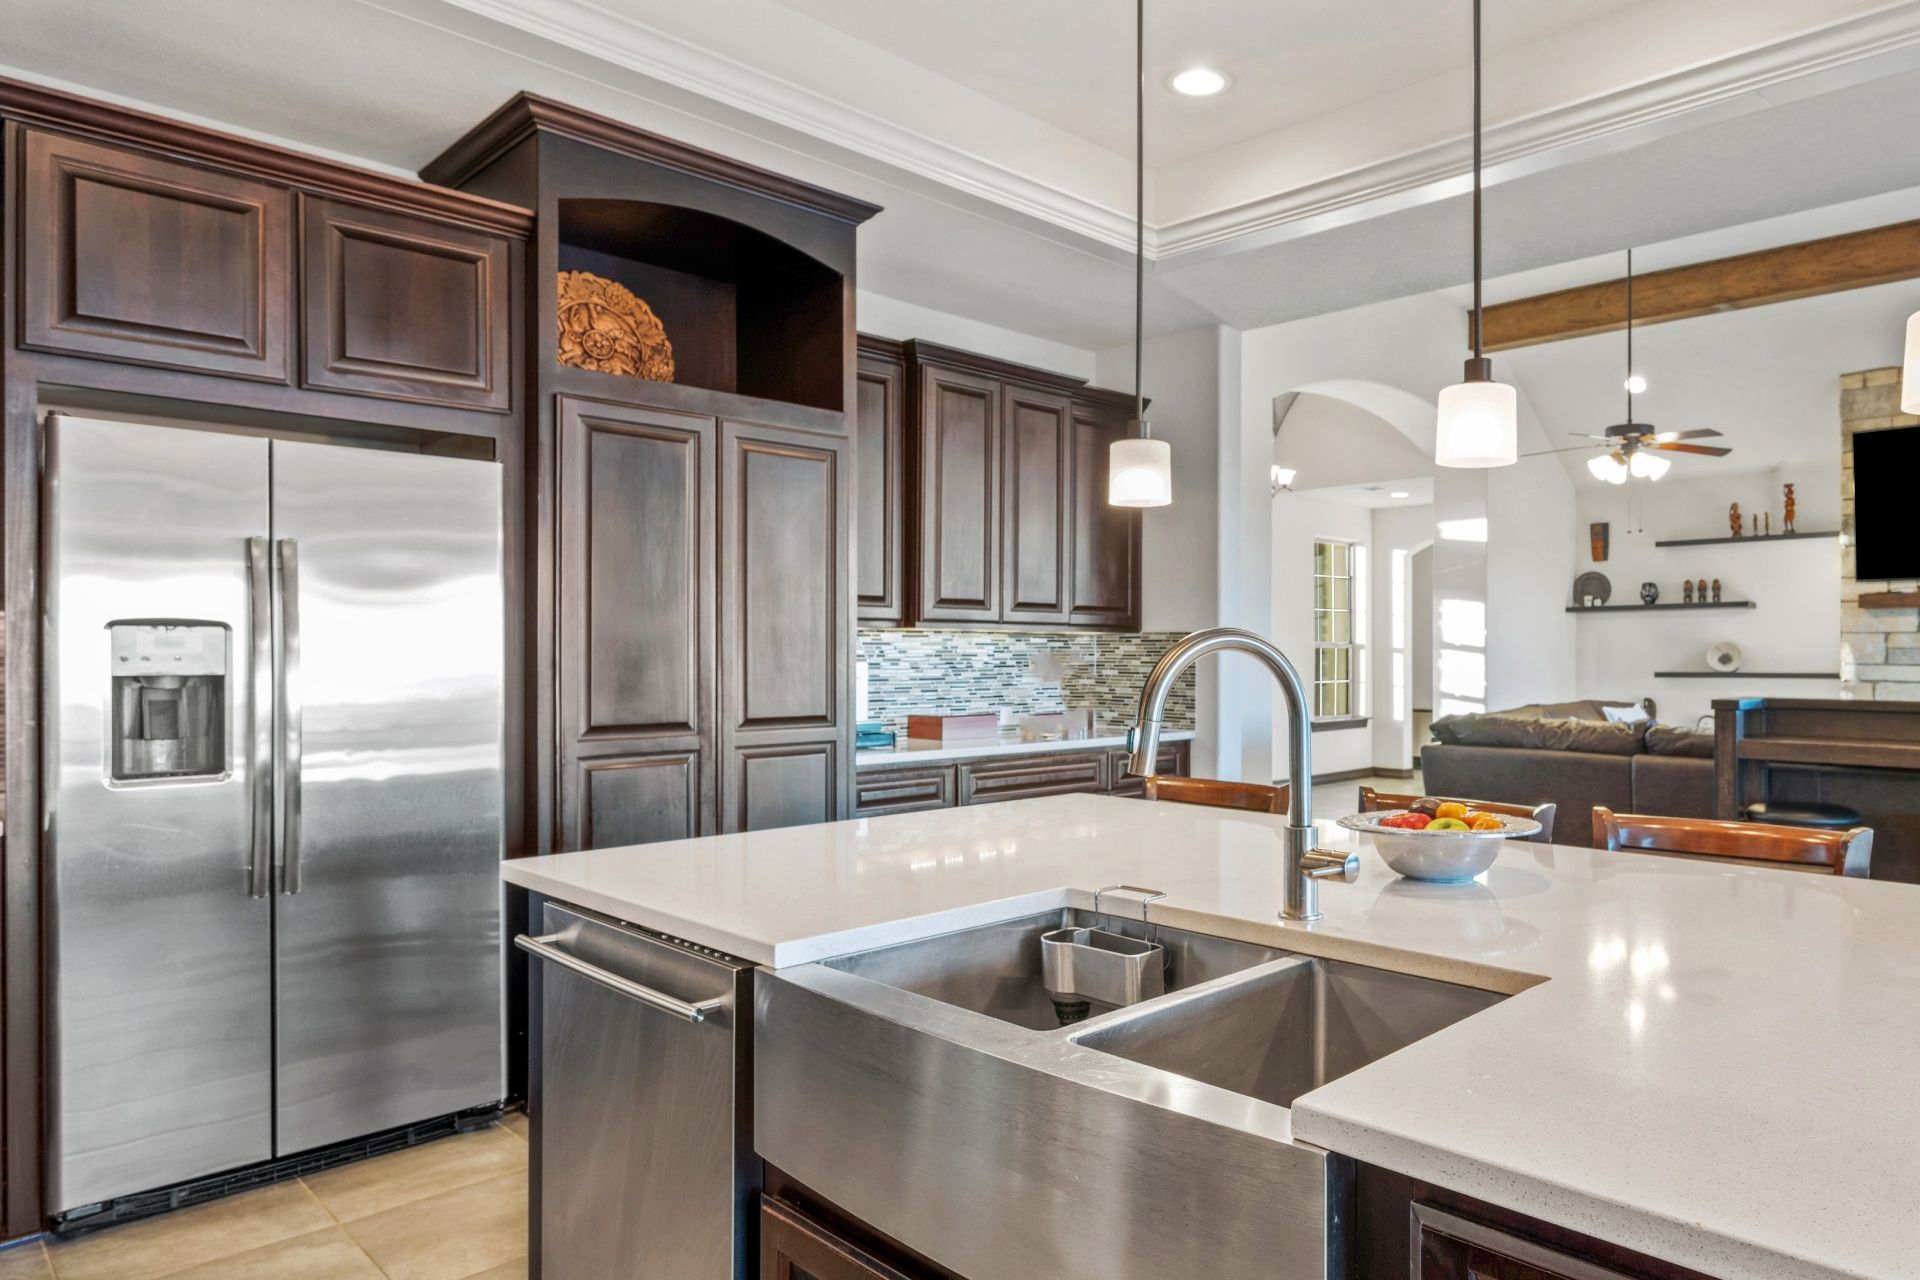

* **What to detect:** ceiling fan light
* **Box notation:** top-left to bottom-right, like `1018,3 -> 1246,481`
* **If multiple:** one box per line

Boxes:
1628,450 -> 1670,480
1435,374 -> 1518,468
1624,373 -> 1647,395
1588,453 -> 1628,484
1110,435 -> 1173,507
1903,311 -> 1920,415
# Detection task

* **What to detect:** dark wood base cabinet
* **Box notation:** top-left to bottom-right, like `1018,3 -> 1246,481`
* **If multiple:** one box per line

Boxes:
853,741 -> 1189,816
761,1196 -> 926,1280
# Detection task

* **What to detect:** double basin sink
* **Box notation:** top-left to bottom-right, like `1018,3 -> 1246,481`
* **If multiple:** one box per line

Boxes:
754,908 -> 1505,1280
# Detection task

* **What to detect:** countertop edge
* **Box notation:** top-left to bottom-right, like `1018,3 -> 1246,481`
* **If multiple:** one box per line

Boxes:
856,728 -> 1195,767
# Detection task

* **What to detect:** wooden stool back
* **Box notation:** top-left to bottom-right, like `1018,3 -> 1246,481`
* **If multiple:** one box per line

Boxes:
1143,776 -> 1291,815
1591,807 -> 1872,877
1358,786 -> 1556,844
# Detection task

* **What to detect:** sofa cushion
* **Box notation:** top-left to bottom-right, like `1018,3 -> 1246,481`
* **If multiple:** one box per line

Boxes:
1422,743 -> 1633,848
1432,713 -> 1647,756
1645,724 -> 1714,758
1631,754 -> 1715,819
1503,699 -> 1645,723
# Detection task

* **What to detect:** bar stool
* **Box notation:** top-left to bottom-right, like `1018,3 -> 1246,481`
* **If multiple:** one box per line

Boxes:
1593,807 -> 1872,877
1143,776 -> 1290,814
1358,786 -> 1557,844
1741,800 -> 1864,831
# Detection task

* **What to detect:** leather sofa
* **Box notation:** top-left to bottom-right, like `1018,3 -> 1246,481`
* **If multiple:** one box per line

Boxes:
1421,703 -> 1715,848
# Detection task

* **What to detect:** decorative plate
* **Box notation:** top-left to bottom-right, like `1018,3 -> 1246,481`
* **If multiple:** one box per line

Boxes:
556,271 -> 675,382
1573,571 -> 1611,606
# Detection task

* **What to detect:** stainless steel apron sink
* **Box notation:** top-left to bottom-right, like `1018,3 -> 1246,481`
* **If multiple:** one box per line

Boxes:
756,909 -> 1506,1280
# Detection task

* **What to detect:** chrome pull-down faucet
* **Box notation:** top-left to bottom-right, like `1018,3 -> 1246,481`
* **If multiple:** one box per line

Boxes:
1126,627 -> 1359,922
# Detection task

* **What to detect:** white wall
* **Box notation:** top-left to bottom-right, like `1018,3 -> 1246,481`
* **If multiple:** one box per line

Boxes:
1370,504 -> 1437,773
1410,544 -> 1434,708
1574,466 -> 1844,725
1486,453 -> 1579,711
857,290 -> 1097,380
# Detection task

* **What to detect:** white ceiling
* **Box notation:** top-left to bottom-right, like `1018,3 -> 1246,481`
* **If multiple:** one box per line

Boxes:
7,0 -> 1920,351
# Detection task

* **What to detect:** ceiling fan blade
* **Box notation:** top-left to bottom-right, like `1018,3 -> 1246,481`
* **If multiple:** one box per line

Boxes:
1567,432 -> 1615,441
1651,429 -> 1725,442
1654,442 -> 1733,457
1523,445 -> 1605,457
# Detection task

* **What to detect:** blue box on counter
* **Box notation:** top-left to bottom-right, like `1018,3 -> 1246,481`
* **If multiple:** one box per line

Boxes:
856,721 -> 896,750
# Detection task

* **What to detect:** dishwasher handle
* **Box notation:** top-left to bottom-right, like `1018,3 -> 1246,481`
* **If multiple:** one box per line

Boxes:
515,932 -> 730,1024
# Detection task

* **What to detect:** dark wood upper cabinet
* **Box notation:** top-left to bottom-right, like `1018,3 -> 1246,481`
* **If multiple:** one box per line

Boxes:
22,128 -> 291,381
1069,395 -> 1142,629
719,420 -> 852,832
557,396 -> 717,850
300,196 -> 511,411
1000,383 -> 1074,625
855,338 -> 906,624
914,363 -> 1002,622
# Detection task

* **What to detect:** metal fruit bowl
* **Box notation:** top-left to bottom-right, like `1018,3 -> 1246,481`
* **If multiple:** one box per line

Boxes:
1336,810 -> 1542,883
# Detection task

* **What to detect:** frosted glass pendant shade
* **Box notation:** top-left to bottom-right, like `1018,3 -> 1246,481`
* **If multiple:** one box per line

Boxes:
1109,436 -> 1173,507
1587,453 -> 1628,484
1904,311 -> 1920,415
1434,378 -> 1518,468
1628,450 -> 1670,481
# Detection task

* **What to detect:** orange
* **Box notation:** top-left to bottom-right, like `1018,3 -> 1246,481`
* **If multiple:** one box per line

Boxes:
1434,801 -> 1469,821
1468,813 -> 1504,831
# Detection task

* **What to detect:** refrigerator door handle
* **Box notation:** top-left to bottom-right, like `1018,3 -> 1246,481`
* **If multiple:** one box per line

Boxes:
515,933 -> 729,1024
277,537 -> 304,895
247,537 -> 274,898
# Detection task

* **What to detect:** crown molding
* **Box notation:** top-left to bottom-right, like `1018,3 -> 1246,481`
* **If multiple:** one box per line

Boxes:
1155,2 -> 1920,258
430,0 -> 1920,262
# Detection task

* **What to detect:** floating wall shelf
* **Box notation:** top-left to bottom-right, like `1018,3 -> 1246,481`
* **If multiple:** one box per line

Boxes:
1567,601 -> 1755,613
1652,531 -> 1840,548
1653,671 -> 1839,680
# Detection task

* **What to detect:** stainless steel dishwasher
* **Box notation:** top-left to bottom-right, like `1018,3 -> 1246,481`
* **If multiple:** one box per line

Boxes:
517,901 -> 757,1280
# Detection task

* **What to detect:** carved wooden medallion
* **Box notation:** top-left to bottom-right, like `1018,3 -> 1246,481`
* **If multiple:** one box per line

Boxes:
556,270 -> 674,381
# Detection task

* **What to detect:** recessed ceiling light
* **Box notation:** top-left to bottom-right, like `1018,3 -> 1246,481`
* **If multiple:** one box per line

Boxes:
1169,67 -> 1229,97
1390,490 -> 1411,499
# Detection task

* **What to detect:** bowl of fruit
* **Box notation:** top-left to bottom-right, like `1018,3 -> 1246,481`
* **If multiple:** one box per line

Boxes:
1336,799 -> 1541,883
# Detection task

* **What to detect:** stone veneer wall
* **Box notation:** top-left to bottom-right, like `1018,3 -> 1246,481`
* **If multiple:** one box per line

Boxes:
858,629 -> 1197,736
1840,367 -> 1920,699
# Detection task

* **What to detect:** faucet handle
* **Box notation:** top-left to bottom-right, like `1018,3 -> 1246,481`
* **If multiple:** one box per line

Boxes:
1301,848 -> 1360,883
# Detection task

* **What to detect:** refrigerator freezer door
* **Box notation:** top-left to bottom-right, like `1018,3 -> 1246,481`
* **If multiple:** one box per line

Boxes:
45,415 -> 273,1212
269,441 -> 505,1154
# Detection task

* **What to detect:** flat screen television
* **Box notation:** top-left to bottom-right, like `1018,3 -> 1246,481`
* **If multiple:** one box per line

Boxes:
1854,424 -> 1920,581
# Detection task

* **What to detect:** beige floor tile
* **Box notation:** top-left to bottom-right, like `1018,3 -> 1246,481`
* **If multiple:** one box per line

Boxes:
344,1171 -> 527,1280
155,1227 -> 382,1280
0,1241 -> 51,1280
303,1128 -> 527,1223
498,1110 -> 529,1143
46,1183 -> 333,1280
463,1260 -> 526,1280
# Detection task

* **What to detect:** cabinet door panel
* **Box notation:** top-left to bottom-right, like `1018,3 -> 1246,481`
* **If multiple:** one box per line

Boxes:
761,1195 -> 923,1280
916,366 -> 1000,621
301,197 -> 510,410
558,397 -> 715,849
578,753 -> 701,849
23,130 -> 290,380
721,421 -> 853,831
1001,385 -> 1073,624
855,350 -> 906,623
853,765 -> 957,816
1069,407 -> 1141,628
958,751 -> 1106,805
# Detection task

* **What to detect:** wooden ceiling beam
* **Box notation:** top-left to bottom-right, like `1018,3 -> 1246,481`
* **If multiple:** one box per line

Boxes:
1476,218 -> 1920,352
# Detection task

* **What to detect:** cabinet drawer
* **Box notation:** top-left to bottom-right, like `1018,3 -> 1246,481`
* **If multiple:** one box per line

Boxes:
22,129 -> 291,381
1107,743 -> 1190,796
301,196 -> 511,410
958,751 -> 1106,805
854,765 -> 957,816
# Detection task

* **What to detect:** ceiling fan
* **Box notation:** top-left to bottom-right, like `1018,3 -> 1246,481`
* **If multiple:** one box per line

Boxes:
1525,249 -> 1733,483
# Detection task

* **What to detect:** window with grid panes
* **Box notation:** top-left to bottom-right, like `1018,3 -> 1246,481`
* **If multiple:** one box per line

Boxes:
1313,538 -> 1364,718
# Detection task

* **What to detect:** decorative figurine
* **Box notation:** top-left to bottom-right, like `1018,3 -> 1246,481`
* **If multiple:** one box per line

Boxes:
1712,578 -> 1723,602
1765,512 -> 1772,538
1752,513 -> 1760,537
1698,578 -> 1710,601
1640,581 -> 1660,606
1784,483 -> 1797,533
1683,581 -> 1695,604
1590,522 -> 1610,563
1729,502 -> 1742,537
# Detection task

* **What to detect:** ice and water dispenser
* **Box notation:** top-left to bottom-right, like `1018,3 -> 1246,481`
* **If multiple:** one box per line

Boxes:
108,623 -> 229,781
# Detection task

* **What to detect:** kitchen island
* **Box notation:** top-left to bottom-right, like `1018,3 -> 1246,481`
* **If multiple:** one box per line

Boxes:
505,793 -> 1920,1280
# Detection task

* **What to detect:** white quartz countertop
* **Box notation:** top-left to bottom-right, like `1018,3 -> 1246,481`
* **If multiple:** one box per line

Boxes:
854,727 -> 1193,766
502,794 -> 1920,1279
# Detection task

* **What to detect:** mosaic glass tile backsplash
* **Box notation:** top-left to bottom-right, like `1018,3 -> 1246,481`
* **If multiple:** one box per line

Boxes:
858,629 -> 1197,736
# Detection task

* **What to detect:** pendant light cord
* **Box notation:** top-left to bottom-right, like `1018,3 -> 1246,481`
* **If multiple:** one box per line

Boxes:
1470,0 -> 1483,362
1133,0 -> 1146,433
1625,248 -> 1635,426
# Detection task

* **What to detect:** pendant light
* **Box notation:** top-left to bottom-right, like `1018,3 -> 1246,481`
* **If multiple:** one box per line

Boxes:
1434,0 -> 1518,469
1903,307 -> 1920,414
1109,0 -> 1173,508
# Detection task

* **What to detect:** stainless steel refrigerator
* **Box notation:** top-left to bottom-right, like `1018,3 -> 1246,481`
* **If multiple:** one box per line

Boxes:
44,413 -> 506,1217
